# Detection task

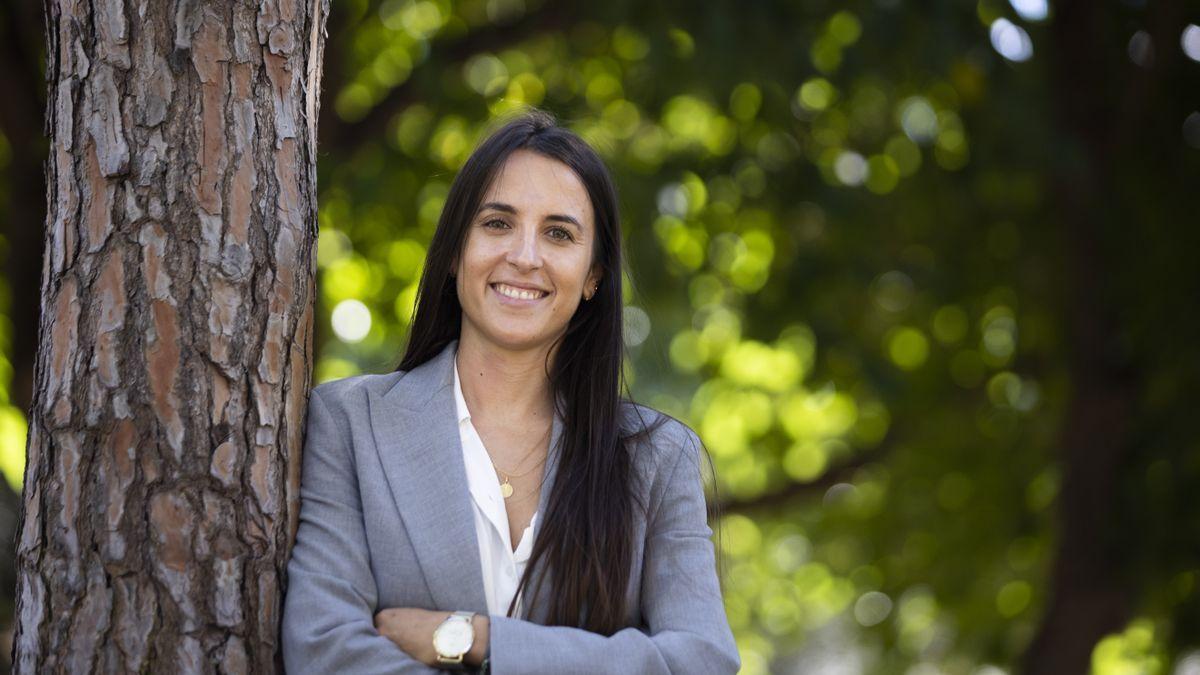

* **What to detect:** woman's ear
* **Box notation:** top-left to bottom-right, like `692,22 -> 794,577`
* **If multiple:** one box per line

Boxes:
584,266 -> 602,300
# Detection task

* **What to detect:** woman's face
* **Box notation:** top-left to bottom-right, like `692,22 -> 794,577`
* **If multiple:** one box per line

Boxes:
455,149 -> 602,355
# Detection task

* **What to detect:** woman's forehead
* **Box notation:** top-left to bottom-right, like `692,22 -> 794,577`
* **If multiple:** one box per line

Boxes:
481,150 -> 592,222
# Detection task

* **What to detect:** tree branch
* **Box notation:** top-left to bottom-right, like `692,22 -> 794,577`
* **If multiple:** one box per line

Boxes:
710,435 -> 897,519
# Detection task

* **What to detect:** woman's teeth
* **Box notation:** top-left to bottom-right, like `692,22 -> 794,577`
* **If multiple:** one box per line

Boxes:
493,283 -> 548,300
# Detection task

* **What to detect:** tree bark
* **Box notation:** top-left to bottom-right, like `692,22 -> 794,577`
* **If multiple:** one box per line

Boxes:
13,0 -> 329,672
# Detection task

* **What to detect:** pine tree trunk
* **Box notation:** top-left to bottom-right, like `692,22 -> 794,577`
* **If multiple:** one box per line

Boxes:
14,1 -> 329,671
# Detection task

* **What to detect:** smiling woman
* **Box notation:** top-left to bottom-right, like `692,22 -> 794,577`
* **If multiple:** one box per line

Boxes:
453,148 -> 601,354
281,109 -> 740,674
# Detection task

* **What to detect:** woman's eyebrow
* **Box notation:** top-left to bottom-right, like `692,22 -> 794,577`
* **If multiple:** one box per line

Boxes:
479,201 -> 517,216
479,201 -> 583,231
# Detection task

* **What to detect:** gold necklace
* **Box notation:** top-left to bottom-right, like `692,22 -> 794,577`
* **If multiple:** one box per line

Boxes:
497,457 -> 544,498
488,424 -> 551,499
505,469 -> 548,502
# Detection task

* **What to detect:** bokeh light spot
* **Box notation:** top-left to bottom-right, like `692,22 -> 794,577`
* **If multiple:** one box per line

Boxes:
1128,30 -> 1155,68
898,97 -> 939,143
886,326 -> 929,370
464,53 -> 509,97
871,271 -> 915,312
331,299 -> 372,343
622,305 -> 651,347
730,83 -> 762,121
784,441 -> 828,482
995,580 -> 1032,617
722,514 -> 763,558
1183,24 -> 1200,63
1091,619 -> 1165,675
1182,111 -> 1200,149
833,151 -> 868,186
0,405 -> 27,491
1009,0 -> 1048,21
932,305 -> 969,344
611,25 -> 650,61
989,18 -> 1034,62
854,591 -> 893,627
797,78 -> 838,112
828,12 -> 862,46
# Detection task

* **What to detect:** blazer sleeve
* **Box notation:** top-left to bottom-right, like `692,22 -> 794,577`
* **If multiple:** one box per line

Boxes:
486,424 -> 741,675
281,387 -> 441,674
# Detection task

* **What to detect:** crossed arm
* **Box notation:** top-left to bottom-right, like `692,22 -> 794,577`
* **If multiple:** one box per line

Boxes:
281,388 -> 740,674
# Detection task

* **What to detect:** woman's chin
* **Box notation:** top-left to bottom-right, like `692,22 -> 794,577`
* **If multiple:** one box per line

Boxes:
475,328 -> 556,353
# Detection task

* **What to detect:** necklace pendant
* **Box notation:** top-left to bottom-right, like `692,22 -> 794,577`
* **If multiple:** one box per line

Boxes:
500,480 -> 514,499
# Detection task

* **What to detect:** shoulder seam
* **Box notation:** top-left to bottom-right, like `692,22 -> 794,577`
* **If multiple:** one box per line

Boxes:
646,422 -> 699,531
305,385 -> 357,473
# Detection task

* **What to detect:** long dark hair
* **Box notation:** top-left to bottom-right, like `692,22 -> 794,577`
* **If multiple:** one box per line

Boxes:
396,109 -> 674,633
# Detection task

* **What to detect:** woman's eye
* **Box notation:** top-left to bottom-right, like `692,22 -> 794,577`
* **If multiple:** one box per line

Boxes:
548,227 -> 573,241
483,219 -> 509,229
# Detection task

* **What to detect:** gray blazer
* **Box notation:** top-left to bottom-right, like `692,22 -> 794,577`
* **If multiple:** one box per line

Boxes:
281,339 -> 740,674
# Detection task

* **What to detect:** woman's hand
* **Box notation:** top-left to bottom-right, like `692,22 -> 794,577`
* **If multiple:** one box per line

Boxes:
374,607 -> 443,666
374,607 -> 490,667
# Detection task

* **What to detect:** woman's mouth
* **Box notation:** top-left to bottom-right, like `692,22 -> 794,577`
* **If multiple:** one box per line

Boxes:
491,282 -> 550,303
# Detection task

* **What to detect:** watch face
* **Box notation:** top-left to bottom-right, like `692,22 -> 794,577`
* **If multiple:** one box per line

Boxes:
434,619 -> 474,655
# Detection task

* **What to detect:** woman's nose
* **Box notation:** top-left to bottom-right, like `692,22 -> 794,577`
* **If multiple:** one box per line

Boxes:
504,225 -> 543,269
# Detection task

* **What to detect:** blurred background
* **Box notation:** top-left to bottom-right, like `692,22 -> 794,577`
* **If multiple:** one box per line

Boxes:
2,0 -> 1199,672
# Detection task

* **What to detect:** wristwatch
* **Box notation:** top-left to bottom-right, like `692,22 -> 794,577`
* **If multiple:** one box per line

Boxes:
432,610 -> 476,670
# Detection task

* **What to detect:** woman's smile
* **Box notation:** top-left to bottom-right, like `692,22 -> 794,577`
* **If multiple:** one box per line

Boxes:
490,282 -> 551,305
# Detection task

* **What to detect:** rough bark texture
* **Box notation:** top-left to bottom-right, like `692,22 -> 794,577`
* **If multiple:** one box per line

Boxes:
13,0 -> 329,672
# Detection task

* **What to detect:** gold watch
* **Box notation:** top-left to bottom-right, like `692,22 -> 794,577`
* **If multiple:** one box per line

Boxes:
432,610 -> 475,670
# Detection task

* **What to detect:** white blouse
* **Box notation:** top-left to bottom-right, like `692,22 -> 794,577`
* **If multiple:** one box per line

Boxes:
452,353 -> 539,617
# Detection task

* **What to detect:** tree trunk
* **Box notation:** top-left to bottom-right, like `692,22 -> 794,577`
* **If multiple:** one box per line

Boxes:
1018,0 -> 1182,671
13,0 -> 329,672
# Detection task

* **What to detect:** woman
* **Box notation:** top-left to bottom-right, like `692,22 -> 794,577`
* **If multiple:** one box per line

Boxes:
281,110 -> 740,674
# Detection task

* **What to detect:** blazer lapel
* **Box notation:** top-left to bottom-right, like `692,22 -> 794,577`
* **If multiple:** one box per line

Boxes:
367,340 -> 488,614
